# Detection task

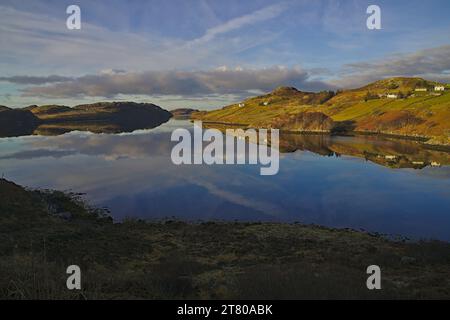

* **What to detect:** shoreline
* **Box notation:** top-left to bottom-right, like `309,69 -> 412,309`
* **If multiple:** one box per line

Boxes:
198,120 -> 450,150
1,178 -> 450,299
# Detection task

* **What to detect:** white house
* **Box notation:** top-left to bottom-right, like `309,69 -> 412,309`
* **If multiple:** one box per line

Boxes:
238,103 -> 245,107
385,155 -> 397,160
430,161 -> 441,167
263,101 -> 270,106
415,88 -> 427,92
434,86 -> 445,91
386,94 -> 398,99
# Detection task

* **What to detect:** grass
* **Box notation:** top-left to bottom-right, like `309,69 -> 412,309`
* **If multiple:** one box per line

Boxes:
1,178 -> 450,299
193,77 -> 450,145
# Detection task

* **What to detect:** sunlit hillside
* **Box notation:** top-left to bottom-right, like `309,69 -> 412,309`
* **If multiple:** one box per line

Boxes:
194,77 -> 450,145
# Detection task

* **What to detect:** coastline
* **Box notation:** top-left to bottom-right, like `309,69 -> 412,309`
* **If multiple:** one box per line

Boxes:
1,178 -> 449,299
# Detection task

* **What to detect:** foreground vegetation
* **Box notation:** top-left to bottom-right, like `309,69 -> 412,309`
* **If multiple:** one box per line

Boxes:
1,178 -> 450,299
193,77 -> 450,145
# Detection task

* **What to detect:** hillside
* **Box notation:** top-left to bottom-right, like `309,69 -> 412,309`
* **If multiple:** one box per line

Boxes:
24,104 -> 72,115
193,77 -> 450,145
243,86 -> 335,106
170,108 -> 199,119
0,109 -> 41,137
0,102 -> 173,136
27,102 -> 172,124
1,178 -> 450,299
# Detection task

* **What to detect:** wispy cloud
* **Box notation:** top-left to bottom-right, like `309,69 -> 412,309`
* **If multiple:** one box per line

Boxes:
0,3 -> 290,76
190,2 -> 290,44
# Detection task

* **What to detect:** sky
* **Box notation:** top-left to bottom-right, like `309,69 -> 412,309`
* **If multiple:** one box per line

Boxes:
1,0 -> 450,109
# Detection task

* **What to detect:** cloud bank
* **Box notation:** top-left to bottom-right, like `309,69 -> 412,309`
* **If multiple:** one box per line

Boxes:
333,45 -> 450,88
0,75 -> 74,85
17,66 -> 332,98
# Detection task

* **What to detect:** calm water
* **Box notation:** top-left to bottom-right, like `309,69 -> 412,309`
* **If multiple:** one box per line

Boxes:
1,119 -> 449,241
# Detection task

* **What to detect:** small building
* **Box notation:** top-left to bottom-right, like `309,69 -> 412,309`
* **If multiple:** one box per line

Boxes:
434,86 -> 445,91
263,101 -> 270,106
430,162 -> 441,167
386,94 -> 398,99
238,103 -> 245,107
412,161 -> 424,165
415,88 -> 427,92
385,155 -> 397,160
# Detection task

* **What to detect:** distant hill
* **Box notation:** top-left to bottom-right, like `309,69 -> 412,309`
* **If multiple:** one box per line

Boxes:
27,102 -> 172,123
38,102 -> 173,134
170,108 -> 199,119
0,109 -> 41,137
24,104 -> 72,116
193,77 -> 450,145
0,102 -> 172,137
237,86 -> 335,107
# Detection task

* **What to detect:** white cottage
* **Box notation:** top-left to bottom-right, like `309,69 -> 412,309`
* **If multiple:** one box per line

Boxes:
431,162 -> 441,167
386,94 -> 398,99
434,86 -> 445,91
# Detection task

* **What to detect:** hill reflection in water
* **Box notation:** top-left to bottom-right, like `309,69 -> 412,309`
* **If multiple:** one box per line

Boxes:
0,119 -> 449,240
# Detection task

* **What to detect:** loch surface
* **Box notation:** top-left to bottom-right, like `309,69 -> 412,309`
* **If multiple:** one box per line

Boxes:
1,119 -> 449,241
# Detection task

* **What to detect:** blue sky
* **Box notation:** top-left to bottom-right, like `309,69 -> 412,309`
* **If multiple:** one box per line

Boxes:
1,0 -> 450,109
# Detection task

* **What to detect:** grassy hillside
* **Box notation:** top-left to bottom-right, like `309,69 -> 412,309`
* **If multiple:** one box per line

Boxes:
26,102 -> 171,123
193,77 -> 450,145
24,104 -> 72,116
1,178 -> 450,299
170,108 -> 200,119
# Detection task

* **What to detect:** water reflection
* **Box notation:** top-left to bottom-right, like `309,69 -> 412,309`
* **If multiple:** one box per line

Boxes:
278,134 -> 450,169
0,119 -> 449,240
0,114 -> 170,138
